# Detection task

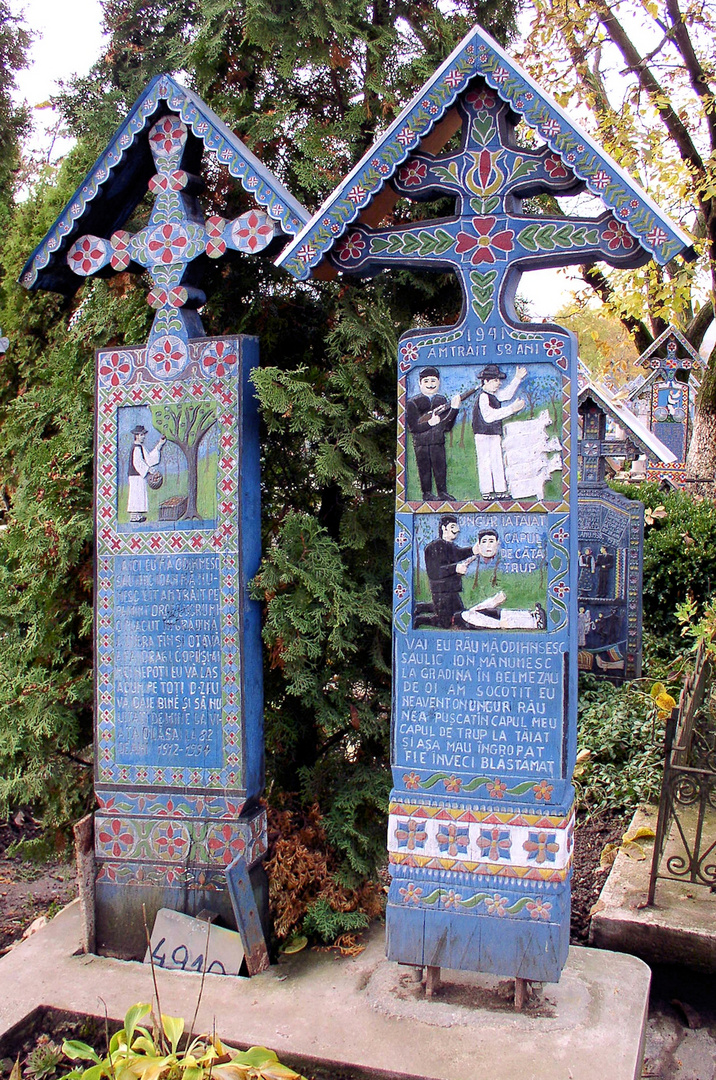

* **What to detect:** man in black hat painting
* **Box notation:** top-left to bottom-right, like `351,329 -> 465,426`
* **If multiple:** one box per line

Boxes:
127,424 -> 166,523
405,366 -> 461,502
472,364 -> 527,499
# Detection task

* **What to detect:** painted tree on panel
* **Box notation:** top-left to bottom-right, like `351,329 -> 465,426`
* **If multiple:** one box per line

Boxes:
150,401 -> 217,519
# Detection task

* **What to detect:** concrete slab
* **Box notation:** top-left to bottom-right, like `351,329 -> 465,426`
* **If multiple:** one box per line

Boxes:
0,900 -> 650,1080
590,807 -> 716,972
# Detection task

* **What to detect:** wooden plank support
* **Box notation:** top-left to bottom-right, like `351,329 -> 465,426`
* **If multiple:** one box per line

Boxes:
225,853 -> 270,975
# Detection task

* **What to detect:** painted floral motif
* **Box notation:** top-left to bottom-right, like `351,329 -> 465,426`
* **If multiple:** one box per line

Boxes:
523,830 -> 559,864
443,775 -> 463,793
544,155 -> 568,179
477,827 -> 511,861
68,235 -> 108,275
97,818 -> 134,858
98,352 -> 132,387
485,892 -> 508,916
443,889 -> 462,908
464,88 -> 498,111
150,334 -> 188,377
400,342 -> 420,363
454,216 -> 514,265
230,209 -> 273,253
398,161 -> 428,187
487,778 -> 507,799
602,219 -> 636,251
207,822 -> 247,865
403,772 -> 421,789
543,337 -> 565,357
436,822 -> 469,857
149,116 -> 187,157
399,882 -> 423,903
533,780 -> 554,802
395,818 -> 428,851
526,898 -> 552,921
335,232 -> 366,261
146,223 -> 190,266
201,340 -> 237,378
155,823 -> 188,859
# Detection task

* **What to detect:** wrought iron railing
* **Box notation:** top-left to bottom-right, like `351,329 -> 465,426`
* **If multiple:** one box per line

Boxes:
647,641 -> 716,904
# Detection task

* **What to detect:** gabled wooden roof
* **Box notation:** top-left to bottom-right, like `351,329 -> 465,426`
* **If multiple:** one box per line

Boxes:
20,74 -> 310,295
277,24 -> 695,281
578,379 -> 677,464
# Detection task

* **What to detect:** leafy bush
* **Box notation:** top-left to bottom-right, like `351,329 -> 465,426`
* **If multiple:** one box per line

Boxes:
574,643 -> 682,812
610,483 -> 716,639
264,801 -> 383,944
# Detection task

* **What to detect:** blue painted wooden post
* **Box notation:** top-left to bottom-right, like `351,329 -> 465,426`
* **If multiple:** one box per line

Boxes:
277,26 -> 694,983
20,76 -> 309,959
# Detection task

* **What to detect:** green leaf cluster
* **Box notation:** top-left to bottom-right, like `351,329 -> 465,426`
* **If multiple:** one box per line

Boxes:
63,1002 -> 305,1080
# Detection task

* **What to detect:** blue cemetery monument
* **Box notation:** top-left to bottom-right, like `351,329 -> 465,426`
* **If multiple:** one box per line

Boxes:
577,391 -> 644,683
278,26 -> 694,982
628,326 -> 705,487
20,75 -> 309,959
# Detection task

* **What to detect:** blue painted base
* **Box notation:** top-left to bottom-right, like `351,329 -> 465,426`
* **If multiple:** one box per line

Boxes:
386,875 -> 570,982
386,901 -> 569,982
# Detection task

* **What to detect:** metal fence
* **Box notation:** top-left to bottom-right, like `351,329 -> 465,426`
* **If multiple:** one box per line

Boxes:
647,641 -> 716,905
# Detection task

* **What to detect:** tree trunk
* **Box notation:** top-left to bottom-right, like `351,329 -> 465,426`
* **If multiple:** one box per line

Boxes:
687,345 -> 716,481
180,441 -> 200,519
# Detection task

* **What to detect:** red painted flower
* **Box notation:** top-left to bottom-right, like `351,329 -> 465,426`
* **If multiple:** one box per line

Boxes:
98,352 -> 131,387
208,823 -> 246,865
398,160 -> 428,187
69,235 -> 106,275
231,210 -> 273,252
544,155 -> 568,179
533,780 -> 554,802
336,231 -> 366,262
97,818 -> 134,858
466,89 -> 497,112
487,778 -> 507,799
455,216 -> 514,265
543,337 -> 564,357
602,219 -> 635,251
203,340 -> 237,378
403,772 -> 421,790
152,337 -> 186,375
443,775 -> 463,793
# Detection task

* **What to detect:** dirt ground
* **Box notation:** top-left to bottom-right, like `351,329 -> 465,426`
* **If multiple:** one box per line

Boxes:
0,813 -> 76,957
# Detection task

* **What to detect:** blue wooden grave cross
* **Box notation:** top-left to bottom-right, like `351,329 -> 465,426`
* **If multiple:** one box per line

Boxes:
20,75 -> 309,961
277,25 -> 694,985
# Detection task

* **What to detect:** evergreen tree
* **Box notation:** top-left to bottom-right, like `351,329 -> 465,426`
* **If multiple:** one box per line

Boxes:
0,0 -> 520,905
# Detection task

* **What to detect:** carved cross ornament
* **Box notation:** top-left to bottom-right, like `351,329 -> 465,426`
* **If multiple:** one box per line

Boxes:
331,89 -> 650,317
66,114 -> 274,377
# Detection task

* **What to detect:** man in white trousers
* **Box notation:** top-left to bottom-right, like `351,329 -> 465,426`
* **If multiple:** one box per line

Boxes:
471,363 -> 527,499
